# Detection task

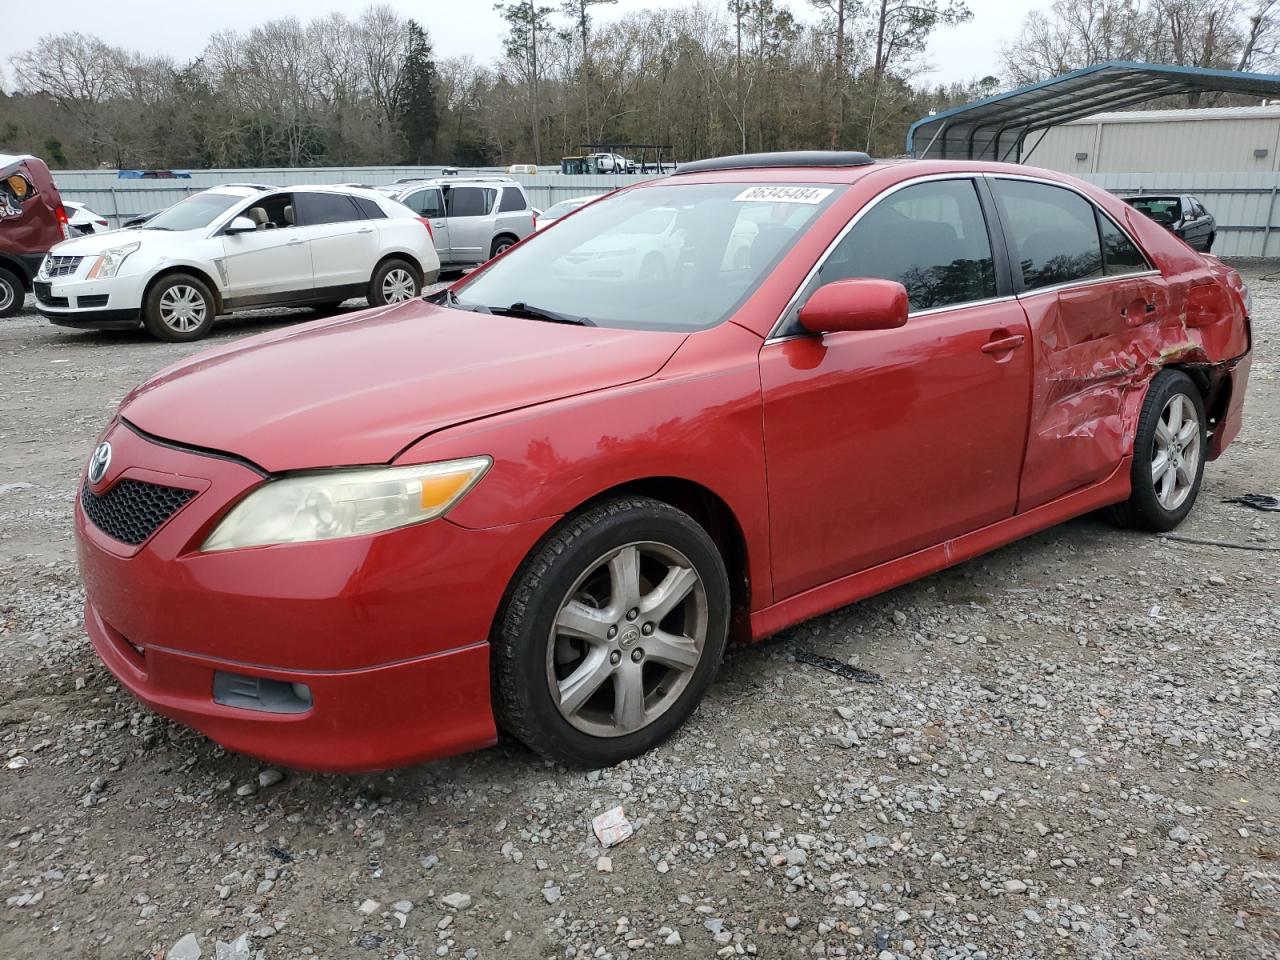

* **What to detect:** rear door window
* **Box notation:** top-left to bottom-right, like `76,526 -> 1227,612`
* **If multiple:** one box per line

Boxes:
992,180 -> 1103,291
815,178 -> 997,311
352,196 -> 386,220
297,192 -> 361,226
498,187 -> 527,212
447,187 -> 497,218
1098,214 -> 1150,276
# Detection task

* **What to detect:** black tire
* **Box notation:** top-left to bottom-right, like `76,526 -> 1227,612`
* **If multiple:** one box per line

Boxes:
1109,370 -> 1207,532
493,496 -> 731,767
368,258 -> 421,307
0,266 -> 23,318
490,235 -> 518,260
142,273 -> 216,342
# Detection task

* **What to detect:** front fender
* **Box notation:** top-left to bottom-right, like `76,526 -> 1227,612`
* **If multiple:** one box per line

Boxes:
395,321 -> 773,607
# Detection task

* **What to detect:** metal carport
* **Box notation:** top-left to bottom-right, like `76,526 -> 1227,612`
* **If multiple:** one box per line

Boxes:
907,61 -> 1280,163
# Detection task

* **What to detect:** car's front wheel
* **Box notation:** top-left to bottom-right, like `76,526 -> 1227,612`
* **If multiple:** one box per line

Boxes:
368,258 -> 422,307
0,266 -> 22,318
493,497 -> 730,767
1110,369 -> 1207,531
142,273 -> 216,341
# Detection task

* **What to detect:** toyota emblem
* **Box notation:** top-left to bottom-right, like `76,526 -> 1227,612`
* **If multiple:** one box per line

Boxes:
87,442 -> 112,485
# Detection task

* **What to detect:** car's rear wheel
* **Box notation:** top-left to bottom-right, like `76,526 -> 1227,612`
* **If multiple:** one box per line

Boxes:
490,235 -> 518,259
493,496 -> 730,767
0,267 -> 22,318
1109,370 -> 1206,532
142,273 -> 216,341
368,259 -> 421,306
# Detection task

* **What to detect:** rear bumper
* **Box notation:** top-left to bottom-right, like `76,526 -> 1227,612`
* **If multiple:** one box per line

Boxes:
1209,349 -> 1251,460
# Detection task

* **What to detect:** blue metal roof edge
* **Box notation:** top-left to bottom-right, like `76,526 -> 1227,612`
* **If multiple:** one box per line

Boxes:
905,60 -> 1280,156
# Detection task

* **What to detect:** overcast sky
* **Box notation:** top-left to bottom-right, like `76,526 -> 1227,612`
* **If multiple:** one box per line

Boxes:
0,0 -> 1041,90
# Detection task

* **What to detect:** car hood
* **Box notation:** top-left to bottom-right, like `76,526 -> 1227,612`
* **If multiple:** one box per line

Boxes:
120,300 -> 688,472
50,228 -> 153,255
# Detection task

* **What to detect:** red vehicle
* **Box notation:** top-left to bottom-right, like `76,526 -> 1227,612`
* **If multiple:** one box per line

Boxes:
75,152 -> 1251,771
0,154 -> 73,317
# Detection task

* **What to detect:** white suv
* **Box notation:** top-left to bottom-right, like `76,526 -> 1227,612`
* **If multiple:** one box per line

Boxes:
34,184 -> 440,341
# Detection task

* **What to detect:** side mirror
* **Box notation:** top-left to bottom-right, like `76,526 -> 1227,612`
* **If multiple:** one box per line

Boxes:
225,216 -> 257,235
797,278 -> 909,335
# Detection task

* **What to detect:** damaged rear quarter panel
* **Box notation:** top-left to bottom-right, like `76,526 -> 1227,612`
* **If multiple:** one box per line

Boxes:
1015,200 -> 1250,513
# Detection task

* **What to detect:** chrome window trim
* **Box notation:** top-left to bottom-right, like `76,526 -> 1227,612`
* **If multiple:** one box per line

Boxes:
765,173 -> 997,341
1012,269 -> 1162,300
764,170 -> 1166,344
983,171 -> 1157,278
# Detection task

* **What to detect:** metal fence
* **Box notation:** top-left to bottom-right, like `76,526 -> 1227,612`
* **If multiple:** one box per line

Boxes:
47,165 -> 1280,258
49,166 -> 662,228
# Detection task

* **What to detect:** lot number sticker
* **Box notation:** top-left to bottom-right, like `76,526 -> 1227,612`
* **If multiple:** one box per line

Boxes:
734,186 -> 833,204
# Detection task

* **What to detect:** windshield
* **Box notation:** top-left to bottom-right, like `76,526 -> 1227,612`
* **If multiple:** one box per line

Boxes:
1127,197 -> 1181,224
144,192 -> 242,231
455,181 -> 843,331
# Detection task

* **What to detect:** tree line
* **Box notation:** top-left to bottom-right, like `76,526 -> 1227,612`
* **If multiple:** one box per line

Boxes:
0,0 -> 1274,171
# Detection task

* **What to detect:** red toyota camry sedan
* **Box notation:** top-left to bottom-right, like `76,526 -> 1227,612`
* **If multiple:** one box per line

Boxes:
75,152 -> 1252,771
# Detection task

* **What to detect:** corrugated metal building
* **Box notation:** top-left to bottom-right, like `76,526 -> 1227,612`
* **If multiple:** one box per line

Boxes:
1032,106 -> 1280,173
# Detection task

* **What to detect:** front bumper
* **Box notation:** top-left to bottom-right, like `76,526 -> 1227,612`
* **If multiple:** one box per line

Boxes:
76,420 -> 557,771
35,271 -> 144,328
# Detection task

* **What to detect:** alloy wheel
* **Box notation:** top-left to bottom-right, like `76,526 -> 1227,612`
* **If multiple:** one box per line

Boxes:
546,542 -> 708,738
381,268 -> 416,303
1152,393 -> 1201,511
0,280 -> 14,313
158,284 -> 207,333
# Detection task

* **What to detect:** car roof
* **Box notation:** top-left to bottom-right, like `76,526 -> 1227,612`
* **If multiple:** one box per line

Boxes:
397,176 -> 517,189
1122,194 -> 1182,200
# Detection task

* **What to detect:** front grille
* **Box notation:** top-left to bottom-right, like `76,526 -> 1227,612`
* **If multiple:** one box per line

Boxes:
77,294 -> 109,308
34,282 -> 68,308
43,255 -> 82,279
81,480 -> 196,546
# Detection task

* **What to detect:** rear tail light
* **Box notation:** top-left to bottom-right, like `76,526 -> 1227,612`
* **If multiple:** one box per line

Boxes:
96,219 -> 109,227
55,204 -> 73,241
415,216 -> 433,240
532,215 -> 538,231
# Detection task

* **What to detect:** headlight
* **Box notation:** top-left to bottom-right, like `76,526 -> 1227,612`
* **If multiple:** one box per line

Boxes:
1242,284 -> 1253,316
201,457 -> 491,552
86,242 -> 141,280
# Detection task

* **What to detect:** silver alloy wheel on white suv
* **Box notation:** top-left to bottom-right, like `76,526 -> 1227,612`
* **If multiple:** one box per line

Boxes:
158,283 -> 209,334
381,267 -> 417,303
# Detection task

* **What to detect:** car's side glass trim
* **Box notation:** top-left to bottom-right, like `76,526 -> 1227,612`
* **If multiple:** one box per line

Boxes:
983,172 -> 1156,283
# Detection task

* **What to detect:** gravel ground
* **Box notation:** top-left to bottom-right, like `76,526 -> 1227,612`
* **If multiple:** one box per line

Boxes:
0,266 -> 1277,960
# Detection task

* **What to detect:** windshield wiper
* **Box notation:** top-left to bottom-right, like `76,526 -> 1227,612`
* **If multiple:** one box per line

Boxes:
425,288 -> 490,312
490,302 -> 596,326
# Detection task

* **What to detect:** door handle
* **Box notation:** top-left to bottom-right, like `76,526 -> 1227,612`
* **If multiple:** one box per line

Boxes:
432,221 -> 445,228
287,238 -> 306,245
357,227 -> 373,234
980,334 -> 1025,354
